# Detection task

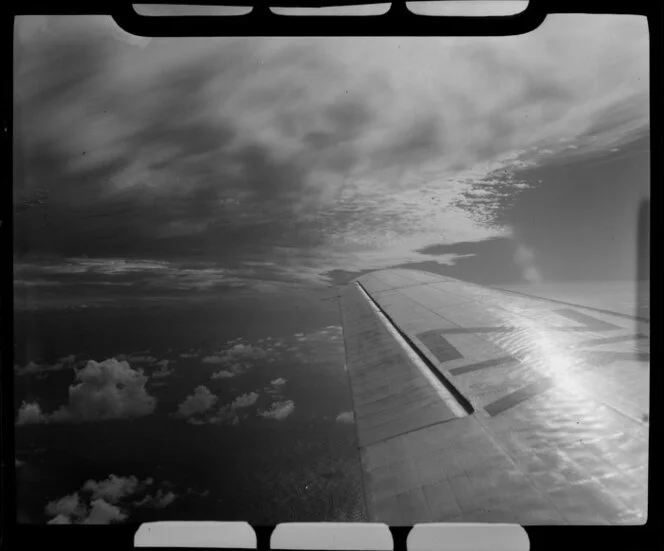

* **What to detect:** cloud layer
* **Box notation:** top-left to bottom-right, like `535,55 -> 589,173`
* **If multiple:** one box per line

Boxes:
13,15 -> 648,286
14,354 -> 77,377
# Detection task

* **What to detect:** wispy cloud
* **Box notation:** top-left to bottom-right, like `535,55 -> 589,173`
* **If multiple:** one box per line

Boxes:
127,355 -> 157,364
14,354 -> 77,376
513,243 -> 543,284
173,385 -> 218,421
134,489 -> 177,509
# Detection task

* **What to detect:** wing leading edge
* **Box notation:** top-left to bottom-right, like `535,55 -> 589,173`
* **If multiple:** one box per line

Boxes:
339,269 -> 648,525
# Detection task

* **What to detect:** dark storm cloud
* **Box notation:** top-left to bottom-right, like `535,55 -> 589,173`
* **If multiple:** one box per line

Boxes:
14,28 -> 382,262
371,117 -> 444,172
13,16 -> 649,287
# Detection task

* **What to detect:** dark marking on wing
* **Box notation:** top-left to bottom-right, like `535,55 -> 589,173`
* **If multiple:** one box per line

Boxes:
582,351 -> 650,365
484,377 -> 555,417
449,356 -> 519,376
575,334 -> 649,348
423,309 -> 624,337
416,331 -> 464,363
553,308 -> 621,332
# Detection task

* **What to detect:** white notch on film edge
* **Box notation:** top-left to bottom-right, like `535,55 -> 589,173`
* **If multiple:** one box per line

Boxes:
355,282 -> 467,418
134,521 -> 256,548
271,523 -> 392,550
408,523 -> 530,551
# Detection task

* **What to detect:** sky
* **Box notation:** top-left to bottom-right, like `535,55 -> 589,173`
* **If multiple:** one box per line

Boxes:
13,12 -> 649,305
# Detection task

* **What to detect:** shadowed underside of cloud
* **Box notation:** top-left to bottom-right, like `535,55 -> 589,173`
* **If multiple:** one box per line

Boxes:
45,474 -> 176,524
13,15 -> 648,284
15,358 -> 157,425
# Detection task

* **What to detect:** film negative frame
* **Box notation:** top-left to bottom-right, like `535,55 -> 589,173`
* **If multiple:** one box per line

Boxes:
2,1 -> 660,550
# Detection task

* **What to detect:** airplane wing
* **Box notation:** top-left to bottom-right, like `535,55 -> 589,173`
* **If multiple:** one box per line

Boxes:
338,268 -> 649,525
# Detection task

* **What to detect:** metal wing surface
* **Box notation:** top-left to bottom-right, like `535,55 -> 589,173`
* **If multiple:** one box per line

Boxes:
338,268 -> 649,525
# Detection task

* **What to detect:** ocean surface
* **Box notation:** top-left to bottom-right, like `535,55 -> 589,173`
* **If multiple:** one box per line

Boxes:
14,284 -> 367,524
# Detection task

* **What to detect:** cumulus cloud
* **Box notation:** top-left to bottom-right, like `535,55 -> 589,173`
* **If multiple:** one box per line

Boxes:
83,499 -> 128,525
270,377 -> 287,387
225,393 -> 257,418
179,351 -> 200,358
82,474 -> 146,503
231,392 -> 259,408
151,360 -> 174,378
202,343 -> 270,375
16,401 -> 49,425
44,475 -> 174,524
207,407 -> 240,426
174,387 -> 261,425
174,385 -> 218,421
258,400 -> 295,421
47,514 -> 72,524
335,411 -> 355,424
45,493 -> 83,518
210,369 -> 235,379
51,358 -> 156,422
16,358 -> 157,425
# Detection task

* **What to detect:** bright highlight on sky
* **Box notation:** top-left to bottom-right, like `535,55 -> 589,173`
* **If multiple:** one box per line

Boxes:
14,13 -> 648,296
